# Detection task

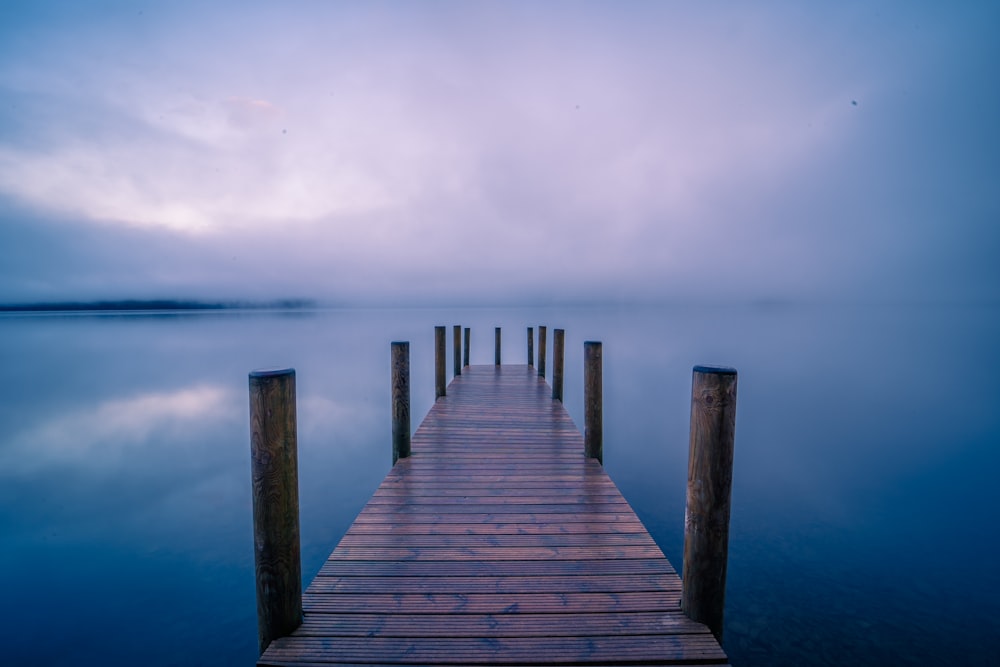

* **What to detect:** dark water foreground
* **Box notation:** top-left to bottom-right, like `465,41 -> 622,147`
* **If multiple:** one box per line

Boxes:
0,304 -> 997,665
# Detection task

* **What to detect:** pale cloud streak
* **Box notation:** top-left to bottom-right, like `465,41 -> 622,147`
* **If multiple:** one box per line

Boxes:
0,385 -> 238,473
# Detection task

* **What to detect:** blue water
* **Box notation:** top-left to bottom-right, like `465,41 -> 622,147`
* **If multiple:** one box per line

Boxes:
1,304 -> 997,665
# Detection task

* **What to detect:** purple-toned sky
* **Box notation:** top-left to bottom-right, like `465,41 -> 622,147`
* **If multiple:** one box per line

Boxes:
1,1 -> 997,305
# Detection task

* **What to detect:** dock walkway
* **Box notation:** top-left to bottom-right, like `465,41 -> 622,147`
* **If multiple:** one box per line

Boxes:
258,364 -> 729,666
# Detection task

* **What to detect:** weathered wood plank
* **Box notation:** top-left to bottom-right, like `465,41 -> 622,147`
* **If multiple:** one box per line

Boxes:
347,511 -> 649,524
295,611 -> 707,637
340,521 -> 648,535
308,574 -> 679,594
327,545 -> 666,561
301,591 -> 681,614
258,364 -> 727,666
260,635 -> 727,665
365,494 -> 628,504
357,503 -> 633,515
318,558 -> 676,577
262,663 -> 731,667
334,533 -> 658,548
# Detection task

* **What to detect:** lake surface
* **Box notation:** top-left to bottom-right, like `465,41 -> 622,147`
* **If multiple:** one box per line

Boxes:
1,304 -> 997,666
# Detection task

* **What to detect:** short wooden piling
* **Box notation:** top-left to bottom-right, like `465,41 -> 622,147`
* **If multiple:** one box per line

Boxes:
248,368 -> 302,655
463,327 -> 470,367
538,326 -> 547,378
453,325 -> 462,377
495,327 -> 502,365
435,326 -> 446,398
584,341 -> 602,463
552,328 -> 565,402
527,327 -> 534,367
391,342 -> 410,464
682,365 -> 738,643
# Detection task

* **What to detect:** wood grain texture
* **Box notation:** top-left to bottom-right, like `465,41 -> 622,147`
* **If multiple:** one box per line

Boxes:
258,364 -> 727,666
682,366 -> 737,643
390,342 -> 410,464
464,327 -> 470,368
537,325 -> 547,378
552,328 -> 565,402
435,326 -> 447,398
249,368 -> 303,655
584,342 -> 603,464
453,325 -> 462,377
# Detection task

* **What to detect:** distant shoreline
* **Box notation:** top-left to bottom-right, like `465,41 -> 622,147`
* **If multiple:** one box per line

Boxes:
0,299 -> 317,313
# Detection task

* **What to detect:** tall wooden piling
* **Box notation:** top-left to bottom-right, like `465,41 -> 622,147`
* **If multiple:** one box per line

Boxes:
538,326 -> 547,378
682,365 -> 738,643
527,327 -> 534,367
552,328 -> 565,402
584,342 -> 602,463
463,327 -> 470,367
391,342 -> 410,464
435,326 -> 446,398
248,368 -> 302,655
453,325 -> 462,377
495,327 -> 502,365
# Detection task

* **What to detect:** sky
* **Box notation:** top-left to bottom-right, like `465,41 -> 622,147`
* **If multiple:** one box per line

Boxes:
0,0 -> 997,306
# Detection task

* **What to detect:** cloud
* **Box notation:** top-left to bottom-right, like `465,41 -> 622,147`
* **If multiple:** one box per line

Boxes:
0,1 -> 997,304
0,3 -> 852,234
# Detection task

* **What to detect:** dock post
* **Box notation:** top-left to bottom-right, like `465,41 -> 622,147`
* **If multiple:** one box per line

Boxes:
538,326 -> 547,378
248,368 -> 302,655
391,342 -> 411,464
552,328 -> 565,402
584,342 -> 602,463
682,365 -> 738,643
435,326 -> 446,398
453,325 -> 462,377
463,327 -> 470,367
527,327 -> 534,366
495,327 -> 501,365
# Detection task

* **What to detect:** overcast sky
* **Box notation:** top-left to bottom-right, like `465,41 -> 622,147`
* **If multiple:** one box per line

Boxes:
0,1 -> 997,305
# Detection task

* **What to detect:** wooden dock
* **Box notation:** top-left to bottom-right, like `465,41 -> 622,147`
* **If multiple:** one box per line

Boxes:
257,364 -> 729,666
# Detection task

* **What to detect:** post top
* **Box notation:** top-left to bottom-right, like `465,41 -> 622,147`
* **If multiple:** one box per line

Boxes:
693,364 -> 737,376
584,340 -> 602,346
250,367 -> 295,379
391,340 -> 409,346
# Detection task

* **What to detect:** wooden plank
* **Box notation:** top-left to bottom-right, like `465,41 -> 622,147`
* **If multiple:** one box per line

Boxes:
295,611 -> 707,637
307,574 -> 679,594
348,512 -> 646,524
340,521 -> 648,535
364,495 -> 629,505
258,658 -> 732,667
334,533 -> 658,548
327,545 -> 665,561
371,487 -> 625,498
301,591 -> 681,614
258,364 -> 727,666
260,636 -> 727,665
262,663 -> 730,667
317,558 -> 676,577
357,503 -> 633,515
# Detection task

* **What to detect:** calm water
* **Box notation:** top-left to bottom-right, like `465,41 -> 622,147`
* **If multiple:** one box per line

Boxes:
1,304 -> 997,665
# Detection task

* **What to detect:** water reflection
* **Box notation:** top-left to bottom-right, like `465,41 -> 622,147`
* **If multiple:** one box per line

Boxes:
0,304 -> 997,665
3,384 -> 236,472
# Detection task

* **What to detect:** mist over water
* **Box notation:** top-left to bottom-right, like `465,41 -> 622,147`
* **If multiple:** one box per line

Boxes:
1,303 -> 997,665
